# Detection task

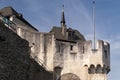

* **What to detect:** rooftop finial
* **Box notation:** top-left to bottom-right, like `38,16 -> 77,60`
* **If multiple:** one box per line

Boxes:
61,5 -> 65,25
62,5 -> 64,12
61,5 -> 66,36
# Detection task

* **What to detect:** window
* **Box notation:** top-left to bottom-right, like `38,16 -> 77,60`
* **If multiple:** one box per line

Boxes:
70,45 -> 73,51
102,65 -> 106,74
57,43 -> 64,55
68,32 -> 73,36
104,50 -> 107,58
54,67 -> 62,75
96,65 -> 102,73
83,46 -> 84,53
70,53 -> 77,60
54,67 -> 62,80
88,65 -> 95,74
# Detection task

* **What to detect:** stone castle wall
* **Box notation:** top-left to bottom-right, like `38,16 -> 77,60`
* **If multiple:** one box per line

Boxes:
16,26 -> 55,71
0,22 -> 53,80
53,40 -> 110,80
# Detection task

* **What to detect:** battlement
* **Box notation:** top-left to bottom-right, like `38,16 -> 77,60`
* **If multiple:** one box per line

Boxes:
78,40 -> 110,71
83,40 -> 110,53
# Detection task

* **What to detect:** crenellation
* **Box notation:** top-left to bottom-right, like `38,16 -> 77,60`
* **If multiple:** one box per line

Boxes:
96,40 -> 104,50
84,40 -> 92,52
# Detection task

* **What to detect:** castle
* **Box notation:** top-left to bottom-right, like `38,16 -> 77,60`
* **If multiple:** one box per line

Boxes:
0,6 -> 110,80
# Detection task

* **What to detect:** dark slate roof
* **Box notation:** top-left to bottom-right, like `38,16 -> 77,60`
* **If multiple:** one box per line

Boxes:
50,26 -> 67,40
50,26 -> 86,42
0,6 -> 38,31
0,6 -> 18,17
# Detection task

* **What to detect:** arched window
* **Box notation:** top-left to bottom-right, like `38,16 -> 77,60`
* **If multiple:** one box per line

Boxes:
96,64 -> 102,73
54,67 -> 62,75
84,65 -> 88,67
88,64 -> 95,74
102,65 -> 106,74
54,67 -> 62,80
106,66 -> 110,73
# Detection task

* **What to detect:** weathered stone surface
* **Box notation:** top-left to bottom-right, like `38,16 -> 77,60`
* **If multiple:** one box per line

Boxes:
0,6 -> 111,80
0,22 -> 53,80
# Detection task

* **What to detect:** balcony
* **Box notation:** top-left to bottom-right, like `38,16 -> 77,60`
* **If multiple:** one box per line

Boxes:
0,15 -> 17,33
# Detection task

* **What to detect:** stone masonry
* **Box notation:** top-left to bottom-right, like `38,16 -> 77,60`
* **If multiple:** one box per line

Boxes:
0,21 -> 53,80
0,6 -> 110,80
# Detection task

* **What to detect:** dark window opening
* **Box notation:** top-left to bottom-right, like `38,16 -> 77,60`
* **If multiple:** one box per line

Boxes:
88,65 -> 95,74
84,65 -> 88,67
68,32 -> 74,36
57,43 -> 64,56
54,67 -> 62,80
68,31 -> 75,40
68,32 -> 71,36
102,65 -> 106,74
70,45 -> 73,51
71,32 -> 74,37
106,66 -> 110,73
104,50 -> 107,58
102,68 -> 106,74
96,65 -> 102,73
54,67 -> 62,75
83,46 -> 84,53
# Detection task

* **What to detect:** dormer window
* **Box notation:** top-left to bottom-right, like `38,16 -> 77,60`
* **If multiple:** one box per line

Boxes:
68,31 -> 74,36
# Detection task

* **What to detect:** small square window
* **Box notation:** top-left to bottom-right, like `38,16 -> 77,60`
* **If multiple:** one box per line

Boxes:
70,53 -> 77,60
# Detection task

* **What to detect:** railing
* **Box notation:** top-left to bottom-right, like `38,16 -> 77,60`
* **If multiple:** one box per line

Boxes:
34,56 -> 51,71
0,15 -> 17,33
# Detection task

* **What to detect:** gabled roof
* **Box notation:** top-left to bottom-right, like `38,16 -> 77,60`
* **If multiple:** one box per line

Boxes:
51,5 -> 85,42
0,6 -> 19,17
50,26 -> 86,42
50,26 -> 67,40
0,6 -> 38,31
68,28 -> 86,41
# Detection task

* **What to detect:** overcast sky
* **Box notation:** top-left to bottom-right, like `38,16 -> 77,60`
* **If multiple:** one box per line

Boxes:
0,0 -> 120,80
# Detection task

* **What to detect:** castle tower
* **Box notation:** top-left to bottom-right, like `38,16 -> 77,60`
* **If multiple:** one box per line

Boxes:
52,5 -> 110,80
0,6 -> 110,80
